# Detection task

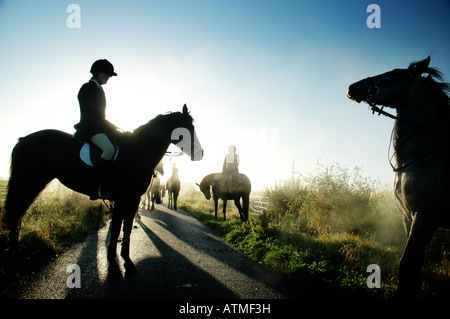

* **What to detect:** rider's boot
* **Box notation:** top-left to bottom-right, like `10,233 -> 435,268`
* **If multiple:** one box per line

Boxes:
90,158 -> 113,200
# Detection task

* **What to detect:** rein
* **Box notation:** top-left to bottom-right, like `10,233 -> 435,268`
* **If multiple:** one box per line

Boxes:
369,104 -> 397,120
368,102 -> 442,173
365,75 -> 444,172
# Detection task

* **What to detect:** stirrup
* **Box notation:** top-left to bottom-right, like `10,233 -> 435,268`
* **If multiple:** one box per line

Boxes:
98,184 -> 111,200
90,184 -> 111,200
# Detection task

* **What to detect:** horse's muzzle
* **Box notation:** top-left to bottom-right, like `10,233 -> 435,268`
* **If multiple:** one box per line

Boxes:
191,143 -> 203,161
347,84 -> 363,103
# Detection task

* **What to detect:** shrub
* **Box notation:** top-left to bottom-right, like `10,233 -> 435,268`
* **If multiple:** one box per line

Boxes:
265,162 -> 404,243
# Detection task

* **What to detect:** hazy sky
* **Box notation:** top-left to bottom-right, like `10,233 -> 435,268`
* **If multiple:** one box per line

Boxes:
0,0 -> 449,190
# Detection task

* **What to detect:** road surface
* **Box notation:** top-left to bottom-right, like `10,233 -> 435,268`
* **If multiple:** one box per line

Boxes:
17,204 -> 302,299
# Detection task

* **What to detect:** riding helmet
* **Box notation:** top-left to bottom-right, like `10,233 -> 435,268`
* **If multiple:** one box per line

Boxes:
90,59 -> 118,76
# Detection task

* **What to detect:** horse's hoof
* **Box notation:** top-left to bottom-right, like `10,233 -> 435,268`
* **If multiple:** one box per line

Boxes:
108,263 -> 122,277
124,261 -> 136,273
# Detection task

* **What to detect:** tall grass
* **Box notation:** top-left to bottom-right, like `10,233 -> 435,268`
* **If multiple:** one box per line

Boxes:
179,162 -> 450,298
265,163 -> 405,245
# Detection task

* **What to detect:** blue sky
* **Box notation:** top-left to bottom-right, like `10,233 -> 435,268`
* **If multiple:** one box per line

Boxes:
0,0 -> 449,190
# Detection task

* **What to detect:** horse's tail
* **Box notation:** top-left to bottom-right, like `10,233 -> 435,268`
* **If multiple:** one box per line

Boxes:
3,139 -> 24,247
3,133 -> 54,249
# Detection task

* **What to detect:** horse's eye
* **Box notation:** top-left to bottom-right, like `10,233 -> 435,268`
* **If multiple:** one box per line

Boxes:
368,86 -> 378,95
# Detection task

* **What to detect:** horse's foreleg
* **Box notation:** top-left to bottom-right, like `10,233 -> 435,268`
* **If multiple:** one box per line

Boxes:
398,212 -> 436,297
402,215 -> 412,237
214,198 -> 218,220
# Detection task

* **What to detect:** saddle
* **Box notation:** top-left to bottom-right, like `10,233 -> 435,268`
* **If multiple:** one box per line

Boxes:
79,141 -> 119,167
213,172 -> 237,188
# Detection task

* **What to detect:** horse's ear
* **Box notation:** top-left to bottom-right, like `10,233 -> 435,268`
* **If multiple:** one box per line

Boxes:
182,104 -> 188,114
409,56 -> 430,76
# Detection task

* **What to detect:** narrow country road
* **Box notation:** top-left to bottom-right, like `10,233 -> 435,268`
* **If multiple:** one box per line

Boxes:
17,204 -> 303,299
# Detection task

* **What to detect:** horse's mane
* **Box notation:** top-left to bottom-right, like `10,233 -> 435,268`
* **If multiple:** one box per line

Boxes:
200,173 -> 219,187
132,111 -> 194,139
409,58 -> 450,108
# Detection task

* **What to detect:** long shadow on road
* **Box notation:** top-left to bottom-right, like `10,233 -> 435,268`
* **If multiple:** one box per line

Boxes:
64,204 -> 304,299
67,208 -> 239,298
134,218 -> 238,298
142,205 -> 304,298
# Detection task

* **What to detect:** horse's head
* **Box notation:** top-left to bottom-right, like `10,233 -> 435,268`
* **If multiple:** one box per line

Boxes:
347,56 -> 432,108
155,160 -> 164,176
196,181 -> 211,200
133,104 -> 204,162
171,104 -> 204,161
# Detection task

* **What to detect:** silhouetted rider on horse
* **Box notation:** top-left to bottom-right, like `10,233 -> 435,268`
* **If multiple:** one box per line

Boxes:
214,145 -> 240,185
74,59 -> 118,199
222,145 -> 239,175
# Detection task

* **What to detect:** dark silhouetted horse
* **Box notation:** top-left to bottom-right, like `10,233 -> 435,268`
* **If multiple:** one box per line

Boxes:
347,57 -> 450,297
150,174 -> 165,210
141,161 -> 164,211
166,172 -> 180,210
3,104 -> 203,274
198,173 -> 251,222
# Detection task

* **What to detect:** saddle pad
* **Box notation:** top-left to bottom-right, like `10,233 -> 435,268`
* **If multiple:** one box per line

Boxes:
80,143 -> 119,167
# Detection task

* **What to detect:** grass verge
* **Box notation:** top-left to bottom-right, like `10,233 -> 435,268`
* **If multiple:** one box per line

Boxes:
0,182 -> 110,298
179,198 -> 398,298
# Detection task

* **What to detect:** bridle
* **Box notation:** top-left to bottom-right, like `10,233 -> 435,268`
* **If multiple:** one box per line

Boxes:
365,70 -> 413,119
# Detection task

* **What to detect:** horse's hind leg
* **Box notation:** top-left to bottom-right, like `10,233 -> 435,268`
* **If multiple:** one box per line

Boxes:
107,207 -> 124,275
120,197 -> 140,273
234,197 -> 248,222
174,192 -> 178,211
